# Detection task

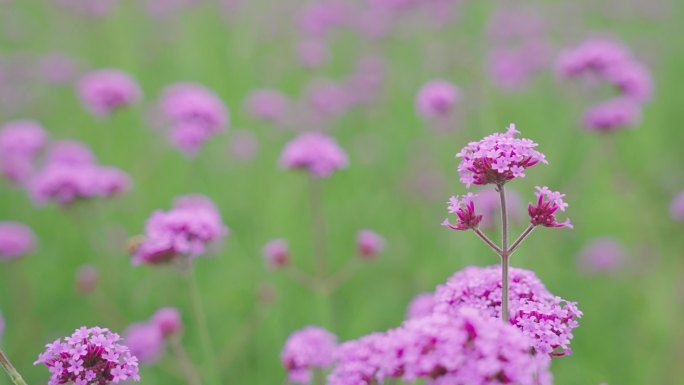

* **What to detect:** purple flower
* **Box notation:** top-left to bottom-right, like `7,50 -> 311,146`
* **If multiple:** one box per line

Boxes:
604,60 -> 653,103
34,326 -> 140,385
77,69 -> 142,117
297,39 -> 330,69
279,131 -> 349,178
123,323 -> 165,365
76,265 -> 99,295
244,89 -> 289,123
556,39 -> 632,78
528,186 -> 573,229
375,311 -> 552,385
434,265 -> 582,356
0,221 -> 36,261
583,97 -> 642,132
442,193 -> 483,231
157,82 -> 229,155
671,191 -> 684,221
326,332 -> 386,385
305,79 -> 352,119
131,195 -> 229,266
0,120 -> 47,184
262,238 -> 290,270
356,229 -> 385,260
578,237 -> 627,275
415,80 -> 460,120
406,292 -> 435,319
281,326 -> 337,384
456,124 -> 547,188
297,2 -> 350,37
45,140 -> 96,166
40,53 -> 79,85
151,307 -> 182,337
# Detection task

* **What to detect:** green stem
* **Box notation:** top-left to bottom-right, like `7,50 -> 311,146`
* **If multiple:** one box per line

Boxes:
188,269 -> 220,385
498,184 -> 510,322
308,175 -> 333,328
0,349 -> 28,385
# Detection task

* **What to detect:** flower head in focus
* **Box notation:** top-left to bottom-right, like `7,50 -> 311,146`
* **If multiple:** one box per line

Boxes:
34,326 -> 140,385
528,186 -> 573,229
441,193 -> 482,231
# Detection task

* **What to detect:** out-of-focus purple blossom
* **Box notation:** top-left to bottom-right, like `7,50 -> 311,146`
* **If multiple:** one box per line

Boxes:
151,307 -> 182,337
76,264 -> 99,294
146,0 -> 197,18
327,332 -> 386,385
356,229 -> 385,260
279,131 -> 349,178
488,40 -> 551,90
305,79 -> 352,119
123,322 -> 165,365
281,326 -> 337,384
34,326 -> 140,385
353,6 -> 393,40
0,120 -> 47,184
0,221 -> 36,261
473,187 -> 522,228
604,61 -> 653,103
528,186 -> 573,229
415,80 -> 460,120
434,265 -> 582,356
376,310 -> 552,385
297,2 -> 350,37
45,140 -> 96,166
262,238 -> 290,270
39,53 -> 79,84
229,130 -> 260,162
345,56 -> 385,106
442,193 -> 483,231
556,39 -> 632,78
77,69 -> 142,117
244,89 -> 289,123
456,124 -> 547,188
297,39 -> 330,69
405,292 -> 434,319
582,97 -> 642,132
157,82 -> 229,155
578,237 -> 627,275
131,195 -> 228,266
671,191 -> 684,221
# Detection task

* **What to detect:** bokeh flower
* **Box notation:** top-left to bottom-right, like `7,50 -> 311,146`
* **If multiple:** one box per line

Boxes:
528,186 -> 573,229
131,194 -> 229,266
415,80 -> 460,120
45,140 -> 96,166
279,131 -> 349,178
76,265 -> 99,295
0,120 -> 47,184
434,265 -> 582,356
34,326 -> 140,385
244,89 -> 289,123
405,292 -> 435,319
669,191 -> 684,221
123,322 -> 165,365
582,97 -> 642,132
0,221 -> 36,261
77,69 -> 142,117
262,238 -> 291,270
456,124 -> 547,188
356,229 -> 385,260
151,307 -> 182,337
282,326 -> 337,384
297,39 -> 330,69
577,237 -> 627,275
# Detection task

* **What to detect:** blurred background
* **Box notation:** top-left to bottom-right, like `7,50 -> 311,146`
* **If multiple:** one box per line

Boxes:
1,0 -> 684,384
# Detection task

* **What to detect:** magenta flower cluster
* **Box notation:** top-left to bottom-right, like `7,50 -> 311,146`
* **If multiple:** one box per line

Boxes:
556,38 -> 653,132
157,82 -> 229,155
0,120 -> 48,185
124,308 -> 182,364
0,221 -> 36,261
356,229 -> 385,260
279,131 -> 349,178
34,326 -> 140,385
441,193 -> 483,231
455,124 -> 547,188
131,194 -> 228,266
30,140 -> 131,206
281,326 -> 338,384
434,265 -> 582,356
415,80 -> 461,120
328,309 -> 552,385
528,186 -> 573,229
77,69 -> 142,117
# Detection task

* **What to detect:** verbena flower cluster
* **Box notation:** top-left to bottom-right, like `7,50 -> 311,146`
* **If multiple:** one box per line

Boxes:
0,120 -> 47,185
528,186 -> 573,228
556,38 -> 653,132
455,124 -> 547,188
279,131 -> 349,178
281,326 -> 338,384
30,140 -> 131,206
577,237 -> 626,275
34,326 -> 140,385
328,309 -> 552,385
356,229 -> 385,260
433,265 -> 582,356
124,308 -> 182,364
0,221 -> 36,261
157,82 -> 229,155
131,194 -> 228,266
441,193 -> 483,231
77,69 -> 142,117
415,80 -> 461,120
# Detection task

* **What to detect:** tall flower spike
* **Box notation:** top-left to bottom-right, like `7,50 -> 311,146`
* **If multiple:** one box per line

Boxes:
441,193 -> 482,231
528,186 -> 573,228
455,123 -> 547,188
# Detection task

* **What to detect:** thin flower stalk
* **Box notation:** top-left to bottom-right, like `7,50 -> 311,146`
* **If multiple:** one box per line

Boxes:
0,349 -> 28,385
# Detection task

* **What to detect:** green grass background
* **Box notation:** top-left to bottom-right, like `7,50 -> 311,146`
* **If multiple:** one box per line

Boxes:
1,1 -> 684,384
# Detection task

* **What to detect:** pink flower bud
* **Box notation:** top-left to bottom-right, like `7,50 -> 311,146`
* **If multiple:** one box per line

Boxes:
76,264 -> 99,295
262,239 -> 290,270
151,307 -> 182,337
356,230 -> 385,260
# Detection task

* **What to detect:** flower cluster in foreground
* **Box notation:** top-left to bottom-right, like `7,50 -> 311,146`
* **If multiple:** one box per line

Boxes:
434,265 -> 582,356
281,326 -> 338,384
34,326 -> 140,385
